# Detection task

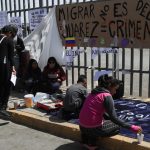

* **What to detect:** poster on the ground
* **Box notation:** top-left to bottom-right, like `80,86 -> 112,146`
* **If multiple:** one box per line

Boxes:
56,0 -> 150,48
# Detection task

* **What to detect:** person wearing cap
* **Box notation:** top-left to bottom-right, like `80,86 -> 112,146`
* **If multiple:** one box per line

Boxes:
0,25 -> 16,117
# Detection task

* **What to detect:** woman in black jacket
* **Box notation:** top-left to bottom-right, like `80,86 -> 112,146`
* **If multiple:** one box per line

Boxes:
24,59 -> 41,94
0,25 -> 16,117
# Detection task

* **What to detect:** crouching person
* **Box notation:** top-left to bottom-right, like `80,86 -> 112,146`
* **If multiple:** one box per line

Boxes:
62,75 -> 88,120
79,75 -> 142,150
24,59 -> 41,95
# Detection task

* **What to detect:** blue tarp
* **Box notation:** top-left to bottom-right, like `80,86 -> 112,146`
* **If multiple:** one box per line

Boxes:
49,98 -> 150,142
114,99 -> 150,142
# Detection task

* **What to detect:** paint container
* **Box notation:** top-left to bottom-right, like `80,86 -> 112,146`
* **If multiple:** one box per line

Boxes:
24,94 -> 34,108
137,133 -> 144,144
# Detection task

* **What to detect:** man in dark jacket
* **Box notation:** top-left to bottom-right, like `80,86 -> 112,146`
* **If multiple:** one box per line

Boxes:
0,25 -> 16,117
10,24 -> 25,78
63,75 -> 88,120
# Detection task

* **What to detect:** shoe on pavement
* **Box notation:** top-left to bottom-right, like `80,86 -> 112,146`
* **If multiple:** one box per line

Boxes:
0,110 -> 11,117
83,144 -> 98,150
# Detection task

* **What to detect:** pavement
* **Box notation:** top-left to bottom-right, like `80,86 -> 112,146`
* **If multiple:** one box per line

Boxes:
0,119 -> 87,150
5,91 -> 150,150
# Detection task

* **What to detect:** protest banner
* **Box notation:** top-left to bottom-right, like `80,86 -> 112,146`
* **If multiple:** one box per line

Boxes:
56,0 -> 150,48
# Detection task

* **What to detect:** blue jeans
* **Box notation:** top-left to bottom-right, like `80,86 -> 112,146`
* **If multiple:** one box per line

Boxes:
50,82 -> 61,90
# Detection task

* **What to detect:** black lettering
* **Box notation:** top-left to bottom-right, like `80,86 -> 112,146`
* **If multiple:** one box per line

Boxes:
78,6 -> 84,19
71,23 -> 74,37
128,20 -> 136,38
66,7 -> 69,20
136,0 -> 143,11
140,3 -> 150,18
74,23 -> 80,36
65,23 -> 73,37
100,10 -> 107,21
71,6 -> 77,20
114,3 -> 122,17
84,7 -> 89,18
146,10 -> 150,20
79,22 -> 85,37
109,21 -> 115,37
122,2 -> 128,16
136,21 -> 142,40
85,22 -> 90,37
91,21 -> 99,38
117,20 -> 124,37
144,21 -> 150,40
58,8 -> 66,21
75,50 -> 79,56
136,0 -> 150,21
90,4 -> 95,18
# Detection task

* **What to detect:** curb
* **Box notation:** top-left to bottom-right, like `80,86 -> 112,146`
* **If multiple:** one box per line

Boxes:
8,110 -> 150,150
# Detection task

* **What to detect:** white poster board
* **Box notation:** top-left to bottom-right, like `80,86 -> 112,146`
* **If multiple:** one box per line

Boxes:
10,17 -> 23,37
0,11 -> 8,29
28,8 -> 47,31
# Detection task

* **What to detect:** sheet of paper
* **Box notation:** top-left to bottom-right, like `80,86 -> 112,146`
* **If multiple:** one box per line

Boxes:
10,74 -> 17,86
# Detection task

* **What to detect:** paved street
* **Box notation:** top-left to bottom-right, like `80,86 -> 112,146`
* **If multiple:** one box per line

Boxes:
0,119 -> 83,150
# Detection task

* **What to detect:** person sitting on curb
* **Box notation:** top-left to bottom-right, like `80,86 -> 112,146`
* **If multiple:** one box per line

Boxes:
24,59 -> 42,95
62,75 -> 88,120
41,57 -> 66,94
79,74 -> 142,150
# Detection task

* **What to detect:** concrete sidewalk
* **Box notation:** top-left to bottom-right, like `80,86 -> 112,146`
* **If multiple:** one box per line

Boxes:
7,92 -> 150,150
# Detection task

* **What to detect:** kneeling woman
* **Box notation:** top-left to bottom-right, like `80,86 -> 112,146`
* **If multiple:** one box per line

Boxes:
79,75 -> 142,149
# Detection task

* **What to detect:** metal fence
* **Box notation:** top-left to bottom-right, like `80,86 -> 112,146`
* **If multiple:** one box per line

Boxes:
0,0 -> 150,98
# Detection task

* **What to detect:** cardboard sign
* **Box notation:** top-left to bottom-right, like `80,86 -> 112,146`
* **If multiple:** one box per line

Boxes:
56,0 -> 150,48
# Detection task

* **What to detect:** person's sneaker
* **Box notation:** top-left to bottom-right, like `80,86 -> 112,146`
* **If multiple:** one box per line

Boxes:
83,144 -> 98,150
0,110 -> 11,117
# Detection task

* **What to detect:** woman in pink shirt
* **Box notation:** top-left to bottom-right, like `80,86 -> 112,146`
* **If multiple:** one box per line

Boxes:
79,75 -> 142,150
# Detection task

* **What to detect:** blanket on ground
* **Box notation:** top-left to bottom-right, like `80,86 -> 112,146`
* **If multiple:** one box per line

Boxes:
115,99 -> 150,142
